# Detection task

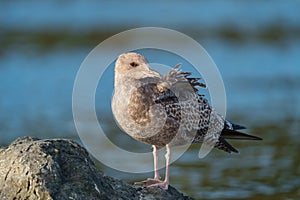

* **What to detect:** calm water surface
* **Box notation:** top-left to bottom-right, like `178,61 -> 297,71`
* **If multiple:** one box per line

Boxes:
1,1 -> 299,199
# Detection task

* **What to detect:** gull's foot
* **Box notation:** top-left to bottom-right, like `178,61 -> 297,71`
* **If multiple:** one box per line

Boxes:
134,178 -> 162,187
135,178 -> 168,190
147,181 -> 168,190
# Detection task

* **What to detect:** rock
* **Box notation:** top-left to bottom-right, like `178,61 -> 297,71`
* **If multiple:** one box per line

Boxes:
0,137 -> 194,200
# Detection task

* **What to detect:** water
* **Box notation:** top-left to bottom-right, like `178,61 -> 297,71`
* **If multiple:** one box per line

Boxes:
1,1 -> 300,199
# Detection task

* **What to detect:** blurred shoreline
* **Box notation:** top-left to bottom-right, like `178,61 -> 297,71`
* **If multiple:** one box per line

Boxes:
1,23 -> 300,56
1,1 -> 299,198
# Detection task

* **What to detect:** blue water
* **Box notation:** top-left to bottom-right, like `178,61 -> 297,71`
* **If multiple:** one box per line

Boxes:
1,1 -> 300,199
1,40 -> 299,142
1,1 -> 300,29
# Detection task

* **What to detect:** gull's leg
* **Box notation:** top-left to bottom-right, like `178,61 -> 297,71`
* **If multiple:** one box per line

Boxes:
134,145 -> 162,186
152,145 -> 161,180
147,144 -> 171,190
164,144 -> 171,188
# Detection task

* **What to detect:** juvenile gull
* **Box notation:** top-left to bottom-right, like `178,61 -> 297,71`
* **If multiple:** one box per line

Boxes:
112,52 -> 262,190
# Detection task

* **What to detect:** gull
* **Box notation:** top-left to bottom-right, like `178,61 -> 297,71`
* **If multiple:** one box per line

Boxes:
111,52 -> 262,190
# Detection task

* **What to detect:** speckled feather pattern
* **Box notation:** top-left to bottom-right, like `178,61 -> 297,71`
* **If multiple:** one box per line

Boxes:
112,53 -> 249,153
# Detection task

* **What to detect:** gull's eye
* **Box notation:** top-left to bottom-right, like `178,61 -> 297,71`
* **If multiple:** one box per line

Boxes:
130,62 -> 139,67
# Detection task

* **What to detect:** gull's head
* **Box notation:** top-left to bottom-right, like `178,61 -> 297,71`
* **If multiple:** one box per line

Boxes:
115,52 -> 149,75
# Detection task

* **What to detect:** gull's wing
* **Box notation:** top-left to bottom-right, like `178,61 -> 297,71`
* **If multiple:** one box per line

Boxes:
154,64 -> 262,153
154,64 -> 212,145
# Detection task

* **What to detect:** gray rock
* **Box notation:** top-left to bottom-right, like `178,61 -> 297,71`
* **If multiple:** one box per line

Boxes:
0,137 -> 194,200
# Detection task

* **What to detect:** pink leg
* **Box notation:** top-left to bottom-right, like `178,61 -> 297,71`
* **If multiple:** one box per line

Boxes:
135,145 -> 171,190
152,145 -> 161,180
134,145 -> 161,186
164,144 -> 171,188
147,144 -> 171,190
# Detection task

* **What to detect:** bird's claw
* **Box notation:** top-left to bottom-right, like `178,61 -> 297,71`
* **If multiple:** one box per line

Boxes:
134,178 -> 168,190
147,181 -> 168,190
134,178 -> 162,186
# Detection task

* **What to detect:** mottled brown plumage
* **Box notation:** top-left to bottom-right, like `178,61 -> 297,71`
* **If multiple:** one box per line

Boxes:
112,52 -> 262,189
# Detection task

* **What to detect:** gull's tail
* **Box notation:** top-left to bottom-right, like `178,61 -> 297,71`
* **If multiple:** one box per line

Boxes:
214,121 -> 262,153
221,129 -> 262,140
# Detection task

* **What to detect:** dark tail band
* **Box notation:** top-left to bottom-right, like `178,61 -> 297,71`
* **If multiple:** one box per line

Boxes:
221,129 -> 262,140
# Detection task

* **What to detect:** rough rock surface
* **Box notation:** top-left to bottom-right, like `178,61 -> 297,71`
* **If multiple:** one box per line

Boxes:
0,137 -> 194,200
